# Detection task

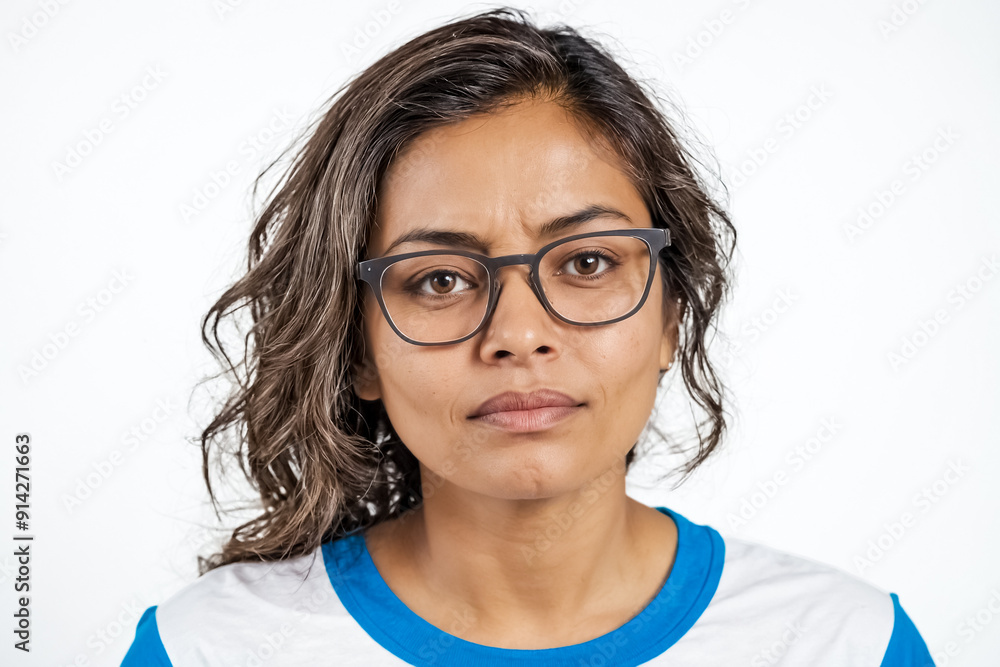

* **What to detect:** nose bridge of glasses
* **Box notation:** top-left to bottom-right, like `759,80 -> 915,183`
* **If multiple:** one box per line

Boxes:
484,253 -> 536,287
489,253 -> 537,270
485,252 -> 546,309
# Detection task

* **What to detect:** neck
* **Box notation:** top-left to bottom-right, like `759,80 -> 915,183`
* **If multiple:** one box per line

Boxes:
366,461 -> 677,646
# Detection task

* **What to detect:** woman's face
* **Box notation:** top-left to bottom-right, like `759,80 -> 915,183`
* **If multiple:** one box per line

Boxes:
355,98 -> 676,500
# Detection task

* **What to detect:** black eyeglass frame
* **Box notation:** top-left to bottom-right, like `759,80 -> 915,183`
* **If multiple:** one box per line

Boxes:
355,226 -> 672,346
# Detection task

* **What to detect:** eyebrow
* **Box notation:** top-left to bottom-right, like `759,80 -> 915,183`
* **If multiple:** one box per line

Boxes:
380,204 -> 634,256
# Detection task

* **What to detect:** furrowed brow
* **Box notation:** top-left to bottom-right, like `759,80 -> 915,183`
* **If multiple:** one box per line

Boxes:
383,229 -> 489,255
380,204 -> 633,256
537,204 -> 632,237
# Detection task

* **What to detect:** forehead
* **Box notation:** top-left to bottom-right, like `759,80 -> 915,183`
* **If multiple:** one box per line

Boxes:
369,99 -> 648,256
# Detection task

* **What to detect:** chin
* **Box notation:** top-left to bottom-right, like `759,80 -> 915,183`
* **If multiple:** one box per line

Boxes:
472,449 -> 597,500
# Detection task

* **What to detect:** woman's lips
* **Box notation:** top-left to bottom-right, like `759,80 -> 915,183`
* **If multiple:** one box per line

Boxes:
470,405 -> 583,432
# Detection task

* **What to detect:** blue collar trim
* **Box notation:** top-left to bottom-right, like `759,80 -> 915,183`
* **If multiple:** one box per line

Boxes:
321,506 -> 724,667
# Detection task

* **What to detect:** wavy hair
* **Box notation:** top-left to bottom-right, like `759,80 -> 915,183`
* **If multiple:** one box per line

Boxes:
195,6 -> 736,574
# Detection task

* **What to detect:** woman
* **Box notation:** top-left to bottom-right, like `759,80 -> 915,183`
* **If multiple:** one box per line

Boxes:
123,7 -> 933,666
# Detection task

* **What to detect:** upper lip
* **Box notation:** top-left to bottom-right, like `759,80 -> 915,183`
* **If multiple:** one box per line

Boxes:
470,389 -> 583,418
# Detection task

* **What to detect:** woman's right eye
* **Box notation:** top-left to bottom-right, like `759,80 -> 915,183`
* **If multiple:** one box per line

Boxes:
412,271 -> 476,296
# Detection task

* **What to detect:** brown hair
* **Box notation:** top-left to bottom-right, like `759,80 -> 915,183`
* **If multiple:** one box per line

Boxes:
194,6 -> 736,574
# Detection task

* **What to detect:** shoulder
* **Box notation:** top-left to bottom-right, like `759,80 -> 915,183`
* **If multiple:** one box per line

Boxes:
155,546 -> 343,627
678,532 -> 932,666
716,535 -> 892,614
122,543 -> 390,666
161,548 -> 350,658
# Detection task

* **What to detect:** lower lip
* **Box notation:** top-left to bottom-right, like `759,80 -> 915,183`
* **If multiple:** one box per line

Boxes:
471,405 -> 582,432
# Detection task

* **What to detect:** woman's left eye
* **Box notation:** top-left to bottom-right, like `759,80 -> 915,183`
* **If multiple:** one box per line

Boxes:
562,252 -> 612,277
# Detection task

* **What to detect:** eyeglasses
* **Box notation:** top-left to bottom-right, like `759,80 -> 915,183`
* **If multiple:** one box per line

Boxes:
356,227 -> 671,346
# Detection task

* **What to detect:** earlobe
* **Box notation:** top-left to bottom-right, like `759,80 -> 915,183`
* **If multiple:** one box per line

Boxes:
352,310 -> 382,401
352,355 -> 382,401
659,333 -> 674,372
659,298 -> 680,371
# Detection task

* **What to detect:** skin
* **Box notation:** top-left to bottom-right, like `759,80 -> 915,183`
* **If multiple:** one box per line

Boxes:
353,97 -> 680,649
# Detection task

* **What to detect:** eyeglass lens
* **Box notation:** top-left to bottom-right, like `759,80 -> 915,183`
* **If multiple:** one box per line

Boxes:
378,234 -> 652,344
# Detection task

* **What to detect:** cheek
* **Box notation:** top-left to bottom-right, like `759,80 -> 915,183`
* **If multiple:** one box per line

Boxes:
584,309 -> 664,425
588,309 -> 664,376
379,358 -> 472,479
363,294 -> 416,378
369,331 -> 466,438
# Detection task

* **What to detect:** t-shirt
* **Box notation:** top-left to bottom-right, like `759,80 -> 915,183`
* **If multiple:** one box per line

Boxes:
121,506 -> 934,666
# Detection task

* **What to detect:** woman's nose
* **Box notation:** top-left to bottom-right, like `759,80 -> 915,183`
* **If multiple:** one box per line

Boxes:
476,266 -> 561,362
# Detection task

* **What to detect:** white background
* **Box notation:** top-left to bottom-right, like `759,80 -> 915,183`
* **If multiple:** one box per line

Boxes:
2,0 -> 998,665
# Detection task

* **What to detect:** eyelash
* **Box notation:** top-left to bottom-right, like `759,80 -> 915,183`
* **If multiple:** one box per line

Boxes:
559,249 -> 617,280
405,271 -> 478,297
405,249 -> 619,297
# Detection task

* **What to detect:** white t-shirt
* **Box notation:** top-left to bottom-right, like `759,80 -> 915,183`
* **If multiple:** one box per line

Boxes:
121,505 -> 934,666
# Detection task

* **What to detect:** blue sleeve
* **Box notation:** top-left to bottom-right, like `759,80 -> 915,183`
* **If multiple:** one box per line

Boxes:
121,605 -> 174,666
879,593 -> 935,666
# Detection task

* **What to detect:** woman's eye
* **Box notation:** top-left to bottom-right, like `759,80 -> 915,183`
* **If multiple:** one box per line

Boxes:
418,271 -> 474,295
563,253 -> 612,277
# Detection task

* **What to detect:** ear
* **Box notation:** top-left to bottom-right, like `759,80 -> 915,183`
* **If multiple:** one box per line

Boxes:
351,351 -> 382,402
659,328 -> 675,372
659,296 -> 681,371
